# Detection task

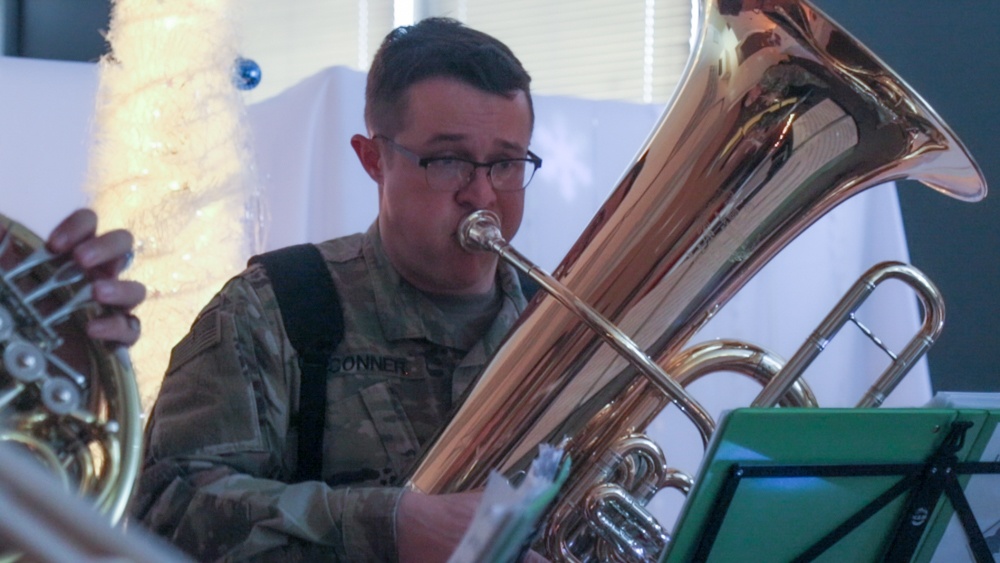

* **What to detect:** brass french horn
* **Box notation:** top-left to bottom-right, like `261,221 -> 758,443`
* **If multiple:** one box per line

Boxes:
407,0 -> 987,561
0,214 -> 142,556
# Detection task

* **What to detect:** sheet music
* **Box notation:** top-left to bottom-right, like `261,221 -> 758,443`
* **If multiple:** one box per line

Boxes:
448,444 -> 569,563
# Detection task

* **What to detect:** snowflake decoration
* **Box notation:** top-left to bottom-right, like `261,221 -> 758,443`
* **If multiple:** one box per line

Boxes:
531,112 -> 594,202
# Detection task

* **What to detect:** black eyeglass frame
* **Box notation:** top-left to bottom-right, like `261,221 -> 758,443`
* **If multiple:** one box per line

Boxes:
373,134 -> 543,192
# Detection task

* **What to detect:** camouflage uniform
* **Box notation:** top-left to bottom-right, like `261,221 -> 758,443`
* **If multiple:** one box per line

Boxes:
130,223 -> 528,562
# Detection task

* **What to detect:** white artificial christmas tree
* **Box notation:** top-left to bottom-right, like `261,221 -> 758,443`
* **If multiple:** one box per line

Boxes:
87,0 -> 264,407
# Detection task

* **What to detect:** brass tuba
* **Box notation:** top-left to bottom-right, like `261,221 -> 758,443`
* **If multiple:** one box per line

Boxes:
0,213 -> 143,555
407,0 -> 987,561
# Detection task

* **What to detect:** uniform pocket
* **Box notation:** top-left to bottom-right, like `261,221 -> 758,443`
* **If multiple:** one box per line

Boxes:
323,381 -> 420,487
359,383 -> 421,476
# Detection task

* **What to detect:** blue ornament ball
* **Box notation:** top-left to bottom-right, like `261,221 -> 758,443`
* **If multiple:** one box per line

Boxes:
234,57 -> 262,90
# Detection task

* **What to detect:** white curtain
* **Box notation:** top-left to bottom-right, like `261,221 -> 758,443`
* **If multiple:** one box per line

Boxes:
0,55 -> 933,528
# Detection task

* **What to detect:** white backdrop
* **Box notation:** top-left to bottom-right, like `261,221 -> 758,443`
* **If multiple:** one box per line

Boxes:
0,55 -> 934,527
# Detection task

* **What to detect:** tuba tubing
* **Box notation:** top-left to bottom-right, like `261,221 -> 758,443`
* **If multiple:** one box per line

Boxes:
752,260 -> 945,409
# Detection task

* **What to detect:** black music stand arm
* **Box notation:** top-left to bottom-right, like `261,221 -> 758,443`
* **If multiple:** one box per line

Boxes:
806,421 -> 1000,563
942,463 -> 995,562
791,471 -> 920,563
881,421 -> 973,562
693,421 -> 1000,563
694,463 -> 922,563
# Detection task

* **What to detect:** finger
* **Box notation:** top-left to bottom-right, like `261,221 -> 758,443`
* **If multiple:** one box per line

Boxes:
71,229 -> 135,273
46,209 -> 98,254
93,279 -> 147,310
87,313 -> 141,347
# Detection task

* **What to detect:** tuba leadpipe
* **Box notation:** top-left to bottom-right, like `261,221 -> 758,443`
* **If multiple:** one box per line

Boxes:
409,0 -> 987,561
459,210 -> 715,444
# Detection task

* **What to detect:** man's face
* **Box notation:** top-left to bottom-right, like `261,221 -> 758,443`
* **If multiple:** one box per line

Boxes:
368,77 -> 532,295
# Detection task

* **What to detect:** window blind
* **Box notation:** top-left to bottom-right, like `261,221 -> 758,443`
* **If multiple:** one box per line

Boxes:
238,0 -> 692,104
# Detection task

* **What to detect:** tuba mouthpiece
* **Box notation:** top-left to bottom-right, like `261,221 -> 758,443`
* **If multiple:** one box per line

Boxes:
457,210 -> 504,253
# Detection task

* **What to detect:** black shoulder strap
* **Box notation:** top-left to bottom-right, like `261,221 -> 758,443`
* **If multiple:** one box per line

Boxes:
248,244 -> 343,483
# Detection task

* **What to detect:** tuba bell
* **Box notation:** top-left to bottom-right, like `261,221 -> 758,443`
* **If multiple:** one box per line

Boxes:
0,213 -> 143,556
407,0 -> 987,561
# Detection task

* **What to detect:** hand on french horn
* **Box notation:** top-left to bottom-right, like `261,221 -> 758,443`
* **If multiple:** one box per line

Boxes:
46,208 -> 146,347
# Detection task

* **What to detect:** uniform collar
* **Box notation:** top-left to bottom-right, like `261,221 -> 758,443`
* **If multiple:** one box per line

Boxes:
363,222 -> 529,351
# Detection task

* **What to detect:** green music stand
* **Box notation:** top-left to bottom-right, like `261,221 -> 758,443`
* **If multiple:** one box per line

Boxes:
661,407 -> 1000,563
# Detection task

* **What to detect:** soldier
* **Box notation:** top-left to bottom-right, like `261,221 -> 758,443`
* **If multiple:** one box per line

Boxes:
131,18 -> 545,562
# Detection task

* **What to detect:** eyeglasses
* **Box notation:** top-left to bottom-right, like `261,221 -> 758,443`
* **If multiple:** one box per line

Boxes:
374,135 -> 542,192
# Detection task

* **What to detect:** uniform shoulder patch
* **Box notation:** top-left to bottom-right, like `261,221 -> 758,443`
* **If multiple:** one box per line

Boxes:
167,306 -> 222,374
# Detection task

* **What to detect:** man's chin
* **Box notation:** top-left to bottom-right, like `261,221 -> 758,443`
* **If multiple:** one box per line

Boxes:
443,260 -> 499,294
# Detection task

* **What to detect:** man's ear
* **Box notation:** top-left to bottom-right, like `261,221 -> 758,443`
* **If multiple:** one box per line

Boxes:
351,134 -> 383,183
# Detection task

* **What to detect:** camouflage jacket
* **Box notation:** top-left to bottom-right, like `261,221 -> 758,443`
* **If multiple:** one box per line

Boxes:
130,223 -> 528,562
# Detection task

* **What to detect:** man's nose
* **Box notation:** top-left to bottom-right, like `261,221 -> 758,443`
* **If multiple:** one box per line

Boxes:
456,166 -> 496,208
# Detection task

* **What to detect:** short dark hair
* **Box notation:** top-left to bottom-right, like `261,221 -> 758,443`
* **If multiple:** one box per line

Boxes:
365,18 -> 533,137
